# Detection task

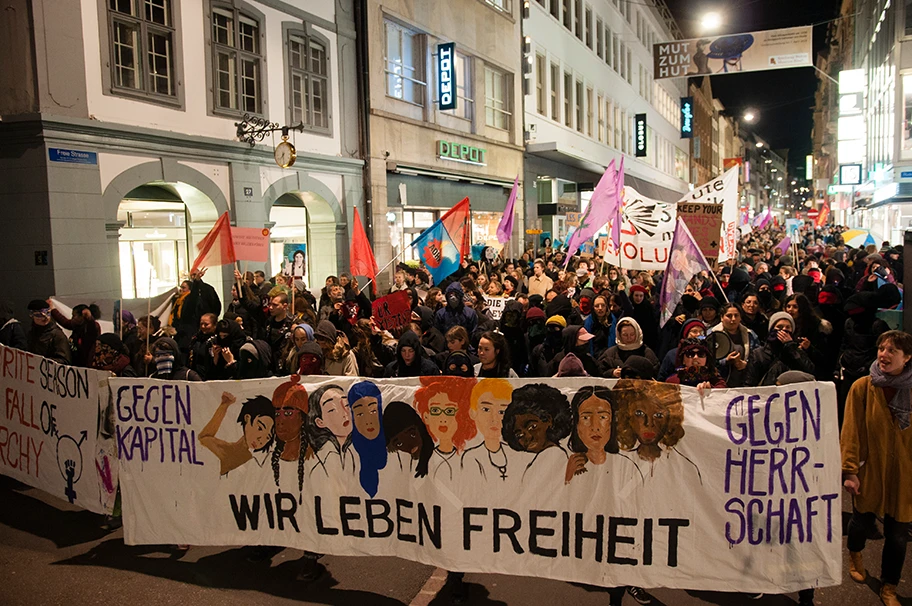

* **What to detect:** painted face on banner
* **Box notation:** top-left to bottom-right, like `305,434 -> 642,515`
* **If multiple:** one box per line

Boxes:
470,391 -> 510,442
577,395 -> 612,454
424,393 -> 458,444
351,396 -> 381,439
275,407 -> 303,442
316,388 -> 351,440
630,399 -> 670,446
244,414 -> 274,451
512,412 -> 553,453
389,425 -> 423,459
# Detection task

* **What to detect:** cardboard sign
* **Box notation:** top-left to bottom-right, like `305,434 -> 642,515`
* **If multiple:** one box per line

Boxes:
677,202 -> 724,266
112,376 -> 842,594
482,296 -> 514,321
372,291 -> 412,332
232,227 -> 270,262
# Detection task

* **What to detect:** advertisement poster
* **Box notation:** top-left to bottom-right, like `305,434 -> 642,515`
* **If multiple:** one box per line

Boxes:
112,375 -> 842,593
653,26 -> 812,79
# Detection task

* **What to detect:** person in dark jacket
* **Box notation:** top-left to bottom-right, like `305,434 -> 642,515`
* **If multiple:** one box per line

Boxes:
208,319 -> 251,380
169,274 -> 204,353
744,312 -> 815,387
149,337 -> 202,381
434,283 -> 478,336
230,269 -> 266,339
188,313 -> 218,380
50,301 -> 100,368
26,300 -> 71,363
666,338 -> 727,390
783,294 -> 834,381
92,334 -> 136,377
548,325 -> 600,378
383,331 -> 440,378
597,317 -> 659,378
0,300 -> 27,350
414,305 -> 445,354
628,284 -> 659,351
657,319 -> 706,381
529,315 -> 566,378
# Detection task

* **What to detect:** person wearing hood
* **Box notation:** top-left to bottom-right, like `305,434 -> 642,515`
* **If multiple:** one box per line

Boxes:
413,305 -> 445,354
655,284 -> 702,361
0,301 -> 27,350
149,337 -> 201,381
783,294 -> 834,381
92,333 -> 136,377
384,330 -> 441,377
657,319 -> 706,381
529,315 -> 567,378
281,323 -> 315,376
697,296 -> 721,329
475,331 -> 518,378
744,312 -> 815,387
725,267 -> 751,302
434,282 -> 478,337
666,338 -> 727,391
236,339 -> 273,379
576,287 -> 596,323
206,318 -> 252,380
548,325 -> 600,377
314,320 -> 359,377
25,300 -> 70,364
498,299 -> 528,376
597,317 -> 659,378
627,284 -> 659,350
765,276 -> 787,311
189,313 -> 218,380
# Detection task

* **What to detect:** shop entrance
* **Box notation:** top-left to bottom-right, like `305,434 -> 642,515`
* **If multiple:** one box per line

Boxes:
268,190 -> 339,288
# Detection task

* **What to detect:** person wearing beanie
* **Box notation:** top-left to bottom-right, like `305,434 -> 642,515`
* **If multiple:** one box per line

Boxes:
666,337 -> 727,391
315,320 -> 359,377
523,306 -> 548,356
698,296 -> 721,328
597,317 -> 659,378
657,318 -> 706,381
92,333 -> 135,377
621,354 -> 658,380
768,275 -> 788,308
529,313 -> 568,377
26,299 -> 70,364
743,311 -> 814,386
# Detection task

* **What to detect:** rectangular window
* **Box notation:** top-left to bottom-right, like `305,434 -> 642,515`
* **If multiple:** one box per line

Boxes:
550,62 -> 560,120
619,42 -> 626,78
586,86 -> 594,136
621,110 -> 627,153
574,0 -> 582,39
596,18 -> 604,59
606,98 -> 613,147
585,6 -> 592,48
108,0 -> 176,98
564,71 -> 573,127
575,80 -> 583,133
550,0 -> 559,19
442,52 -> 474,120
212,5 -> 261,113
288,31 -> 329,131
597,94 -> 604,142
385,20 -> 425,106
626,48 -> 632,84
612,36 -> 619,71
536,54 -> 547,115
484,0 -> 510,12
562,0 -> 571,29
484,66 -> 511,130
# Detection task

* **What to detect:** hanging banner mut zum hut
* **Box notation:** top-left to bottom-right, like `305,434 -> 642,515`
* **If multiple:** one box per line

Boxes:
112,375 -> 842,594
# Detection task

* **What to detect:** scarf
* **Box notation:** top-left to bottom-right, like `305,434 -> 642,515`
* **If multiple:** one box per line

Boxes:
673,364 -> 720,387
154,352 -> 175,376
869,361 -> 912,430
170,291 -> 189,325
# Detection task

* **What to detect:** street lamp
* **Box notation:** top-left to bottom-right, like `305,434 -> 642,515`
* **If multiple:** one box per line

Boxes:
701,12 -> 722,32
755,141 -> 764,148
743,110 -> 756,123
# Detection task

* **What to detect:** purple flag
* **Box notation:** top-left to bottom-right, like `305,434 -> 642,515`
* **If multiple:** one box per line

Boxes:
659,220 -> 714,326
496,176 -> 519,244
755,208 -> 772,229
773,236 -> 791,255
608,156 -> 625,251
564,160 -> 619,266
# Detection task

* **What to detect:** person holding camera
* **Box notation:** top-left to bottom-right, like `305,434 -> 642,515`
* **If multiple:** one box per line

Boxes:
743,312 -> 815,387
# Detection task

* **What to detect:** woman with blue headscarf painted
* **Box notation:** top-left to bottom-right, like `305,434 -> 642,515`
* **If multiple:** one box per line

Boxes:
347,381 -> 388,497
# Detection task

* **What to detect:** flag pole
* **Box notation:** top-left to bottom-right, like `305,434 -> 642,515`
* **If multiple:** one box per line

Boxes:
359,247 -> 406,295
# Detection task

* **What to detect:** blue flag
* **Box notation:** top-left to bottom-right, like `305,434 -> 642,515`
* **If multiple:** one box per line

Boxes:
410,219 -> 460,284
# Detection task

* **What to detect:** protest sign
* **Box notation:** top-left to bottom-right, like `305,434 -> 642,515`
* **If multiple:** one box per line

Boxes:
112,375 -> 841,593
602,186 -> 676,271
371,291 -> 412,332
0,345 -> 113,514
676,168 -> 739,263
233,227 -> 270,262
677,202 -> 724,266
482,296 -> 514,321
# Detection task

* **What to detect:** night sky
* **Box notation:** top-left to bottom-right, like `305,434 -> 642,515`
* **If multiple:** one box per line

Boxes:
663,0 -> 842,179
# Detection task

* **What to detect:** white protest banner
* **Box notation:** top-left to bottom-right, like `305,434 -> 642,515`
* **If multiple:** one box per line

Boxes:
482,296 -> 514,321
602,186 -> 676,271
112,375 -> 841,593
677,167 -> 739,263
653,26 -> 812,79
0,345 -> 113,514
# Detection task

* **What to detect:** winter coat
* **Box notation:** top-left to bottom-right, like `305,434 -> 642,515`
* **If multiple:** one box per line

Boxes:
149,337 -> 202,381
743,340 -> 815,387
228,283 -> 266,339
50,309 -> 100,368
597,344 -> 659,378
383,331 -> 440,377
0,301 -> 27,350
414,306 -> 446,353
548,326 -> 601,378
710,323 -> 761,388
27,322 -> 71,364
434,283 -> 478,336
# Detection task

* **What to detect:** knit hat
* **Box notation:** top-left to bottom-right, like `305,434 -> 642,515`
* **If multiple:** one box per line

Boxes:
680,318 -> 706,340
554,353 -> 588,377
629,284 -> 648,295
546,315 -> 567,328
526,307 -> 546,321
776,370 -> 815,385
791,275 -> 813,295
768,311 -> 795,332
699,296 -> 720,311
621,355 -> 656,380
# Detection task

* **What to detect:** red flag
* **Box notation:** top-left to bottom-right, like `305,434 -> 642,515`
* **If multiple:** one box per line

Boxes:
816,201 -> 830,228
191,212 -> 236,272
350,208 -> 379,295
440,197 -> 471,260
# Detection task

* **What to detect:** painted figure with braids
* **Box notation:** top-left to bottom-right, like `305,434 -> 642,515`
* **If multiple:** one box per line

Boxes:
348,381 -> 387,497
270,375 -> 311,503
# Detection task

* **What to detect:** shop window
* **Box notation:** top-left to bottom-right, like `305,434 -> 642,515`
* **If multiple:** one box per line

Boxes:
287,28 -> 331,133
117,204 -> 188,299
211,2 -> 264,115
385,20 -> 426,105
472,211 -> 505,249
106,0 -> 178,100
485,66 -> 511,130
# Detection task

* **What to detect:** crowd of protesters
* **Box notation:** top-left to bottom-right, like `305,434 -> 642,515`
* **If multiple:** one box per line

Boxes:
0,220 -> 909,606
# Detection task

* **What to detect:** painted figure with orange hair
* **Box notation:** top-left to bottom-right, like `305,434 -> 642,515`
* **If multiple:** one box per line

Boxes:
414,377 -> 477,481
270,374 -> 311,502
461,378 -> 513,481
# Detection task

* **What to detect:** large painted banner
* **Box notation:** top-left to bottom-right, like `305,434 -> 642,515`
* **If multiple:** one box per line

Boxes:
601,186 -> 676,271
112,375 -> 841,593
653,26 -> 812,79
0,345 -> 114,514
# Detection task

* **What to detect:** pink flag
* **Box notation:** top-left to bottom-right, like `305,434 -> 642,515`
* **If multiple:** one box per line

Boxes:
496,176 -> 519,244
773,236 -> 791,255
608,157 -> 625,251
564,160 -> 619,265
755,208 -> 772,229
659,220 -> 714,326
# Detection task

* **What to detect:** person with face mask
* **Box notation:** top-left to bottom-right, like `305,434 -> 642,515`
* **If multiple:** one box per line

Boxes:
434,282 -> 478,337
744,312 -> 815,387
529,315 -> 567,378
657,319 -> 706,382
666,338 -> 727,392
627,285 -> 659,352
149,337 -> 201,381
547,325 -> 600,377
383,331 -> 440,378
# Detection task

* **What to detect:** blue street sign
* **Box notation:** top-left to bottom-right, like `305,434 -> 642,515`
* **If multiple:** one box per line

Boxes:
49,148 -> 98,165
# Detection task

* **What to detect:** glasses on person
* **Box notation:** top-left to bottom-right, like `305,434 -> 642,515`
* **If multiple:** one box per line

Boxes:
683,350 -> 707,359
429,406 -> 457,417
29,310 -> 51,318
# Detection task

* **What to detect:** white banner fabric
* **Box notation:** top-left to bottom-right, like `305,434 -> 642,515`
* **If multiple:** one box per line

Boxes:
602,187 -> 677,271
0,345 -> 113,514
113,376 -> 842,593
676,167 -> 740,264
